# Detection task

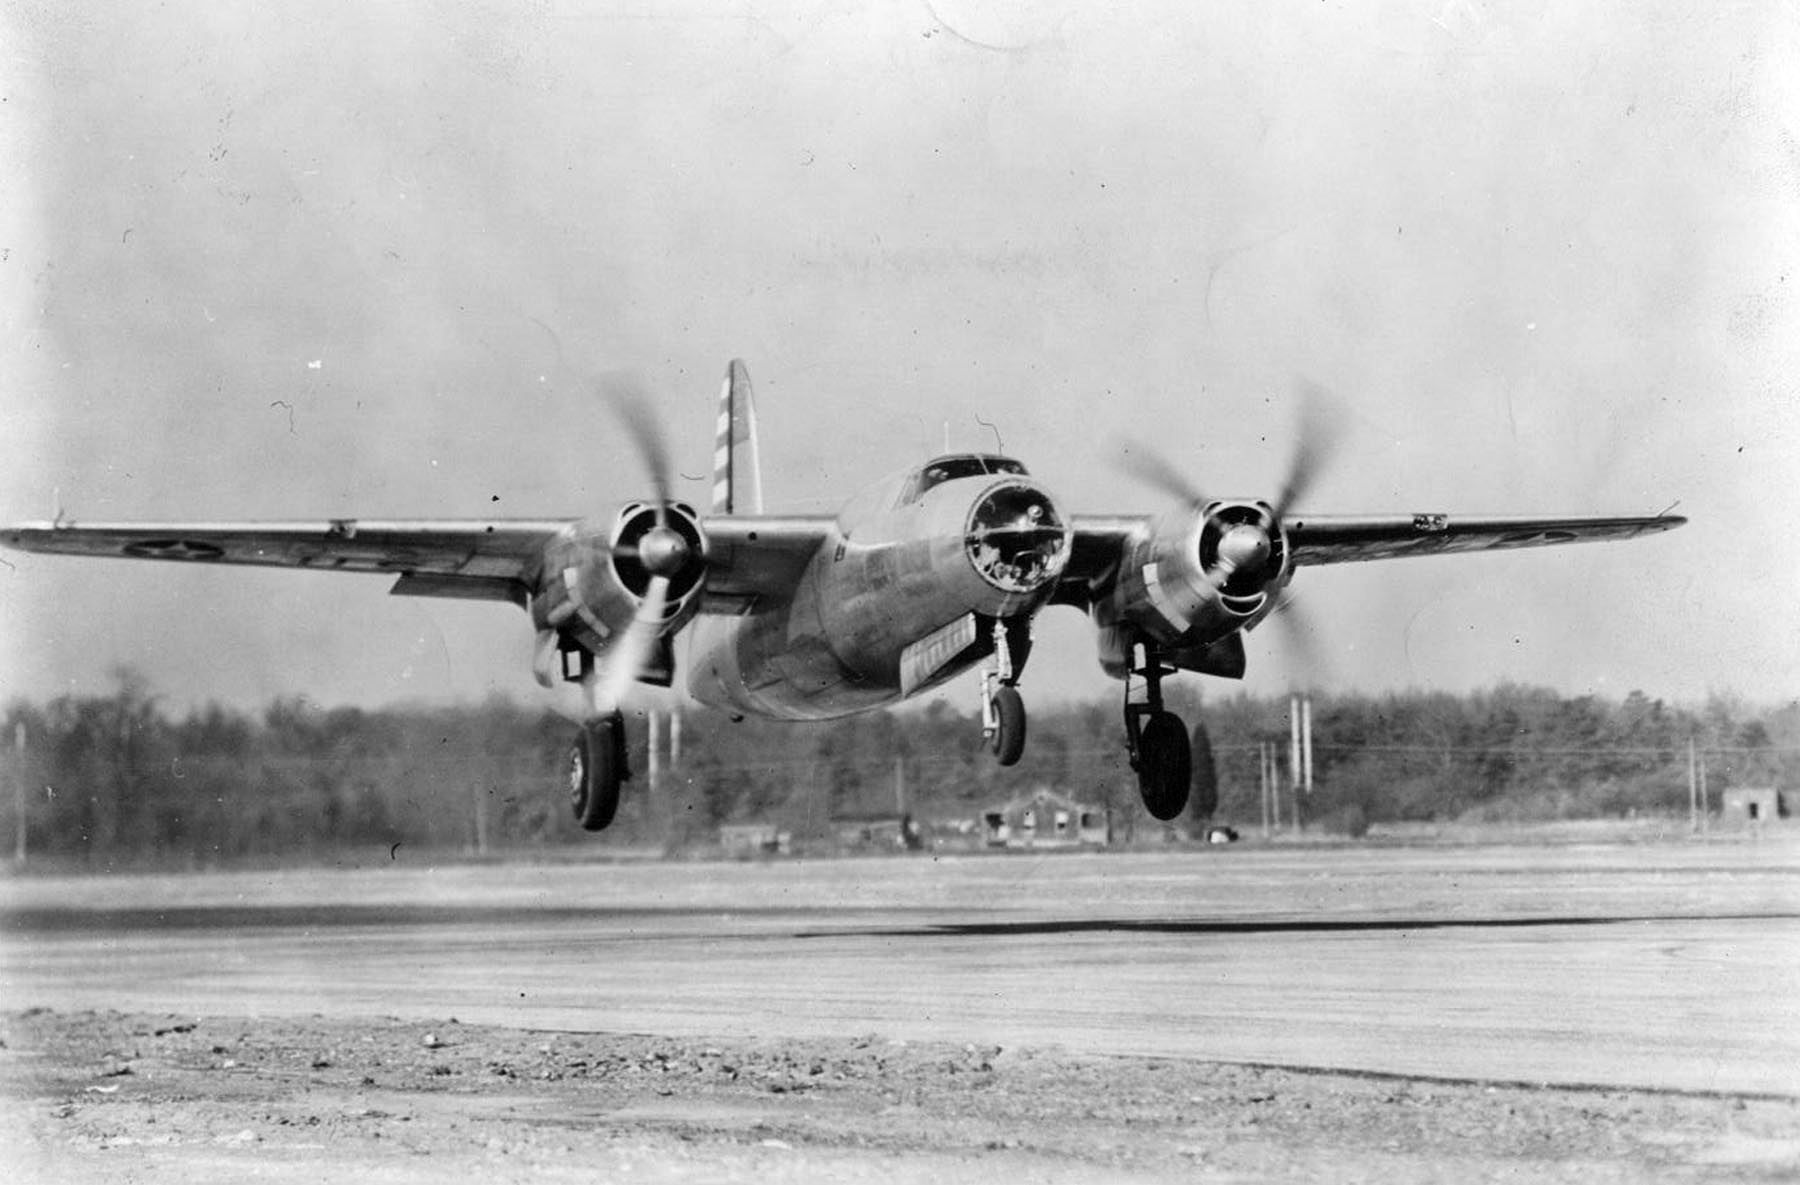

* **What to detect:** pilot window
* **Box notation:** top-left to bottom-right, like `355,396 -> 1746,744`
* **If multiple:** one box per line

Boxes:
898,456 -> 1027,505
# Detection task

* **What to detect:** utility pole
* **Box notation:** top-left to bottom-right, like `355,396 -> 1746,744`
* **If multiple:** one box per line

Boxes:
1292,763 -> 1302,832
472,777 -> 489,856
648,709 -> 662,797
1300,695 -> 1315,797
647,709 -> 665,844
12,722 -> 24,864
1264,742 -> 1271,834
668,707 -> 684,846
1688,737 -> 1699,833
1270,742 -> 1283,835
1699,751 -> 1709,833
1289,695 -> 1302,808
1259,741 -> 1272,838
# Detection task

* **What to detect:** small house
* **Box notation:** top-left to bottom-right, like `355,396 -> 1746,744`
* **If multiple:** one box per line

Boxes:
831,811 -> 923,851
982,788 -> 1109,849
1720,787 -> 1788,827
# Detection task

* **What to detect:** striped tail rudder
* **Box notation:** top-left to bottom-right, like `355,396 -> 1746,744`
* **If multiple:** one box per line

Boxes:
711,358 -> 764,515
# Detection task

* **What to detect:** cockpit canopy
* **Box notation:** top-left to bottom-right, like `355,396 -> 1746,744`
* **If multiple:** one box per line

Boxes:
898,454 -> 1029,506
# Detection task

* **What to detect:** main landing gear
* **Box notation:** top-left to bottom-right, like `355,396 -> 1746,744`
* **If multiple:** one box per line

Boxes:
1123,641 -> 1192,821
980,617 -> 1032,766
568,709 -> 631,832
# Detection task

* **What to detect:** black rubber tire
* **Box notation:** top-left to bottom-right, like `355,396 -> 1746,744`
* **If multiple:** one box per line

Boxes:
992,684 -> 1027,766
1137,711 -> 1192,821
568,720 -> 622,832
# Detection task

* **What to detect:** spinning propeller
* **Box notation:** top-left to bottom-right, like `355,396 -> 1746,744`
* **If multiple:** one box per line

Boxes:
1119,379 -> 1346,669
528,317 -> 708,715
592,372 -> 699,713
541,371 -> 703,717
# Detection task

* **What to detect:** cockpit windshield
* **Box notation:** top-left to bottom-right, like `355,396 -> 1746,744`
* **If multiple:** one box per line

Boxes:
899,455 -> 1028,505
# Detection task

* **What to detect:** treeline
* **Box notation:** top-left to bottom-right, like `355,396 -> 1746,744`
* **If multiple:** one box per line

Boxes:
1201,685 -> 1797,836
2,673 -> 1795,866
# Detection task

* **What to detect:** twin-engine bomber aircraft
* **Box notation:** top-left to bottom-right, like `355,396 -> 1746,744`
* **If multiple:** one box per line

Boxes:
4,362 -> 1684,830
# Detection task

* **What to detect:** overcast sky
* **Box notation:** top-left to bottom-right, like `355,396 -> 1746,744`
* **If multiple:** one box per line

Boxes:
2,0 -> 1795,714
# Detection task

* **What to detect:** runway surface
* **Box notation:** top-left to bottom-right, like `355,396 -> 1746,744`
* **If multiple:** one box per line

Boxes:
4,839 -> 1798,1096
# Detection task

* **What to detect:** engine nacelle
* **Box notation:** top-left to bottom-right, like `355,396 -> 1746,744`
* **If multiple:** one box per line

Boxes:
532,501 -> 708,681
1098,500 -> 1287,651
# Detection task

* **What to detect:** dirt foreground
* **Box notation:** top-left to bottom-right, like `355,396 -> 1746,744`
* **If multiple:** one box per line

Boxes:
4,1008 -> 1797,1184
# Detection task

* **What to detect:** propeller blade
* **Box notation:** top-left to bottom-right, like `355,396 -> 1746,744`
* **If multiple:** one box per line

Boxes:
1115,437 -> 1209,508
588,574 -> 669,715
595,370 -> 674,510
532,629 -> 560,691
1265,586 -> 1328,687
530,322 -> 677,520
1271,378 -> 1347,519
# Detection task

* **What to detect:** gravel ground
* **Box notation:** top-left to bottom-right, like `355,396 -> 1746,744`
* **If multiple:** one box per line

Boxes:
5,1008 -> 1797,1183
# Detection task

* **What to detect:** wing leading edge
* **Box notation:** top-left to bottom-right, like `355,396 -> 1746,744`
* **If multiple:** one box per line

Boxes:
1284,512 -> 1686,566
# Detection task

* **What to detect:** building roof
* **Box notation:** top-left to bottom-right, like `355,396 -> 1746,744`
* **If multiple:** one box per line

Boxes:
986,787 -> 1101,815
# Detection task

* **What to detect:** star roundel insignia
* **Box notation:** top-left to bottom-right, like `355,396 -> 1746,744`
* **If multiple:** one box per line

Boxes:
122,538 -> 226,560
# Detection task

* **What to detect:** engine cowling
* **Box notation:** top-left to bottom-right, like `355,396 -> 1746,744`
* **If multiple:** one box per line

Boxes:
533,501 -> 708,675
1100,499 -> 1288,650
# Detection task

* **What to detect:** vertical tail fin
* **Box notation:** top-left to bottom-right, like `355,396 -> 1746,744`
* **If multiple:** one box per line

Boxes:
711,358 -> 763,515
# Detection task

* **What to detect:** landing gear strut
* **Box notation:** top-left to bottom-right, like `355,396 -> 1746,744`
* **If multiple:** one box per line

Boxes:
980,617 -> 1031,766
568,709 -> 630,832
1123,640 -> 1191,821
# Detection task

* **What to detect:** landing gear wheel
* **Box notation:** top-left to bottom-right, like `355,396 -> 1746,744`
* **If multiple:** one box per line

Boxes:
1136,711 -> 1192,821
991,684 -> 1027,767
568,715 -> 623,832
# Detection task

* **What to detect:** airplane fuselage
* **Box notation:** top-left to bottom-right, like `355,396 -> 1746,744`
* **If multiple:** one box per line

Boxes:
686,456 -> 1070,720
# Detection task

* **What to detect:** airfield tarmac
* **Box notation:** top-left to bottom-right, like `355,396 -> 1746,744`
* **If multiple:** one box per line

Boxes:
4,837 -> 1799,1181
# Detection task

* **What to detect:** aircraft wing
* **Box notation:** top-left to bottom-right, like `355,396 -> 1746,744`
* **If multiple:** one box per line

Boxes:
699,516 -> 835,608
3,514 -> 840,612
1052,515 -> 1144,607
1284,512 -> 1687,566
1053,511 -> 1685,606
1,519 -> 574,606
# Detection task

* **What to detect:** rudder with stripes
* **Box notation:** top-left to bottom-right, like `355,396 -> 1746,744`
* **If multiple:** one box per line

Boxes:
711,359 -> 764,515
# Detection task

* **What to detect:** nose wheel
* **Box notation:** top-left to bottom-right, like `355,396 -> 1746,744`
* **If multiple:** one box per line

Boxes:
1123,641 -> 1192,820
980,617 -> 1032,767
985,679 -> 1026,765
